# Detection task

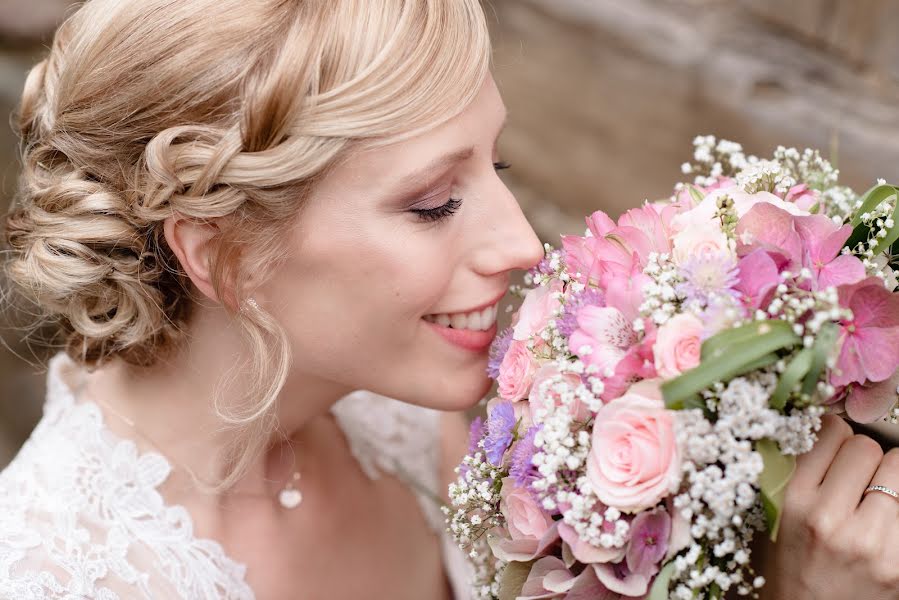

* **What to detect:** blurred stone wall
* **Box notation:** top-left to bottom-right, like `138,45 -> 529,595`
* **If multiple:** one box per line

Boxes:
1,0 -> 898,465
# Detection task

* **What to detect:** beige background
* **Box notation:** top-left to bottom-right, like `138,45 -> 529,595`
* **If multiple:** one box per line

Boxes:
1,0 -> 898,465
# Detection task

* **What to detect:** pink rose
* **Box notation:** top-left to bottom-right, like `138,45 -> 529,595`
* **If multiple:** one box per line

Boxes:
497,340 -> 538,402
587,381 -> 681,513
654,313 -> 704,379
530,363 -> 589,421
500,478 -> 553,542
513,280 -> 563,341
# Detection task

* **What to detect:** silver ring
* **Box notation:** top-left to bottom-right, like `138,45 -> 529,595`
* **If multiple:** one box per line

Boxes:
864,484 -> 899,502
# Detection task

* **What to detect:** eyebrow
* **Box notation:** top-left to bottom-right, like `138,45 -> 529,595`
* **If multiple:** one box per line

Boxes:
397,114 -> 509,190
397,147 -> 476,190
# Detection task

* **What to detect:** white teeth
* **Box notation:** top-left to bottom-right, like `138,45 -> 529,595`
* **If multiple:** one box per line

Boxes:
426,303 -> 499,331
480,306 -> 494,329
450,313 -> 468,330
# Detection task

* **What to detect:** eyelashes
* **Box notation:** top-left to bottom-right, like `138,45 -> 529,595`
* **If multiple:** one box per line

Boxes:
411,198 -> 462,222
410,161 -> 512,223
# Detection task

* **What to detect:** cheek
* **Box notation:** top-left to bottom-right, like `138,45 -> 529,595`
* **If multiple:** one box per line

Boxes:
264,218 -> 454,361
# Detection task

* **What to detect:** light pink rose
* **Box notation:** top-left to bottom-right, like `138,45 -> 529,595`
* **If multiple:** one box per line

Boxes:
497,340 -> 538,402
500,478 -> 553,542
513,280 -> 564,341
654,313 -> 704,379
587,381 -> 681,513
530,363 -> 589,421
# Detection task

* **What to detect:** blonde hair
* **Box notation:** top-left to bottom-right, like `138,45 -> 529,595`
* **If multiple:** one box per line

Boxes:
3,0 -> 491,488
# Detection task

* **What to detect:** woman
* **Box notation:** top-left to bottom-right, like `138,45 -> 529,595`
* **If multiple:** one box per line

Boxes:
0,1 -> 895,599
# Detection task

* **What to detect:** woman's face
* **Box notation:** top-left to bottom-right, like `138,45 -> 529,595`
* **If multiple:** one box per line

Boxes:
263,75 -> 543,410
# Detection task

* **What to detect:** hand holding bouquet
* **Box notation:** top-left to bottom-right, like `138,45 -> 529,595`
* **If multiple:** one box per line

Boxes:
446,137 -> 899,599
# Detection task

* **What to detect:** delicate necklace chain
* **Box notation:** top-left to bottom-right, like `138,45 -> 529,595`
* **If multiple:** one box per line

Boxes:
93,396 -> 303,509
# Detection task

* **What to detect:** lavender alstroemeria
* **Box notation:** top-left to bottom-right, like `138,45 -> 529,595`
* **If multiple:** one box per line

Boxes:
487,327 -> 514,380
484,401 -> 516,466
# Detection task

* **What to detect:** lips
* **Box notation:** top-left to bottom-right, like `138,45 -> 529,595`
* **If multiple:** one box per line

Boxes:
423,293 -> 505,352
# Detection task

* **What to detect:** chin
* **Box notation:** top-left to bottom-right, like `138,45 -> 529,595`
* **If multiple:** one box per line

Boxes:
412,369 -> 493,412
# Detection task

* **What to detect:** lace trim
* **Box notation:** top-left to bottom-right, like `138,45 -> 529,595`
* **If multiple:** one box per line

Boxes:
0,353 -> 254,599
0,354 -> 450,599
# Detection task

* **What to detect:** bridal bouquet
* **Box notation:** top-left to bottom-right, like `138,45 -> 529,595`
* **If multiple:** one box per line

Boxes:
446,136 -> 899,600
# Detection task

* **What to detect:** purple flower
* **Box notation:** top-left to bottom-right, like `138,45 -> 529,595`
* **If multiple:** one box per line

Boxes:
509,425 -> 540,487
677,251 -> 740,306
467,416 -> 485,456
487,327 -> 514,379
626,507 -> 671,575
528,249 -> 559,279
556,286 -> 605,339
484,401 -> 516,466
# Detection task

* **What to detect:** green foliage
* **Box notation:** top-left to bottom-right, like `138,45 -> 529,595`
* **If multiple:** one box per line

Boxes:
757,438 -> 796,542
663,321 -> 800,410
498,561 -> 533,600
647,560 -> 677,600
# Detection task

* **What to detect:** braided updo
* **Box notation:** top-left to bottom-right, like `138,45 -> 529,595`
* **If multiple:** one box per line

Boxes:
3,0 -> 490,487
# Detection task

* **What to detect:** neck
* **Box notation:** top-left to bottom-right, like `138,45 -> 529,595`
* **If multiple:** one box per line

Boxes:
79,302 -> 355,503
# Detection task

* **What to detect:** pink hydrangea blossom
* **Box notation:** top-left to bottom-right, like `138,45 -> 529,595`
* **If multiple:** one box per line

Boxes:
518,556 -> 618,600
832,277 -> 899,388
734,250 -> 781,311
793,213 -> 866,290
626,507 -> 671,575
843,368 -> 899,423
736,203 -> 865,290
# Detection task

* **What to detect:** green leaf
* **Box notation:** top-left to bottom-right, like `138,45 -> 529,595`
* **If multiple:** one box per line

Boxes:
663,321 -> 800,409
688,185 -> 706,204
850,184 -> 898,227
757,438 -> 796,542
648,560 -> 677,600
700,321 -> 768,362
770,348 -> 813,410
498,561 -> 534,600
801,323 -> 839,398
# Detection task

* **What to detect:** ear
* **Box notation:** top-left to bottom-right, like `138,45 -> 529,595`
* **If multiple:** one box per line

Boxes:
163,214 -> 222,305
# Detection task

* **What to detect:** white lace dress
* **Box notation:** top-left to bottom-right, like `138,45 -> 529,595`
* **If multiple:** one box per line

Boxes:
0,354 -> 471,599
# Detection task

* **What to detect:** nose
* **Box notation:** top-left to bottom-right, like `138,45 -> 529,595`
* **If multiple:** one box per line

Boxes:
472,178 -> 545,275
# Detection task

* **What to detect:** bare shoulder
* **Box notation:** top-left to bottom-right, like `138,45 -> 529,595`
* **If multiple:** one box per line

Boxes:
438,411 -> 472,502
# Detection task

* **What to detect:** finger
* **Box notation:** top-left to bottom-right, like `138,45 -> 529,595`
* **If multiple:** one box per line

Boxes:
792,413 -> 854,489
817,434 -> 883,513
859,447 -> 899,521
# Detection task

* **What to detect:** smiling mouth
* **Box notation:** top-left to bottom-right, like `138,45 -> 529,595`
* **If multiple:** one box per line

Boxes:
422,303 -> 499,332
